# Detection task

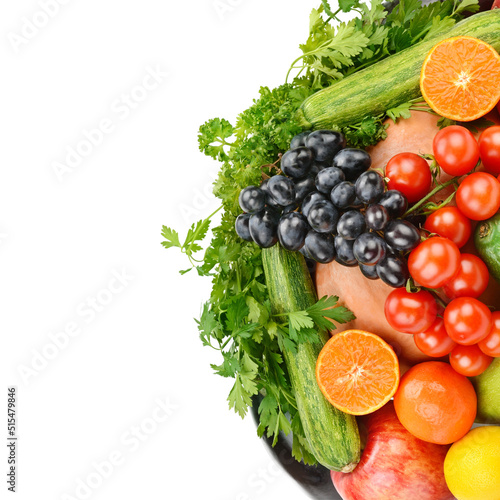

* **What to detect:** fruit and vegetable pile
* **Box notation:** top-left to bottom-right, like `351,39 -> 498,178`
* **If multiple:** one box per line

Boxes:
163,1 -> 500,498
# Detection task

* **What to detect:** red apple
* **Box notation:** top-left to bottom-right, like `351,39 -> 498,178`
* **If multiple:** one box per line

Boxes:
331,401 -> 453,500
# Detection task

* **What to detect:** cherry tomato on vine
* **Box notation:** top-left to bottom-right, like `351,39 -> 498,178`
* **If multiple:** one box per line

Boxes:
478,311 -> 500,357
433,125 -> 479,176
385,153 -> 432,203
408,237 -> 460,288
479,126 -> 500,175
423,206 -> 471,248
444,297 -> 492,345
414,317 -> 456,357
456,172 -> 500,220
384,288 -> 437,334
449,344 -> 493,377
443,254 -> 489,300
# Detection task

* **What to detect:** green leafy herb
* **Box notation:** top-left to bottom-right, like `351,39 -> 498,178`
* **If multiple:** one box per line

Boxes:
386,102 -> 413,123
161,207 -> 221,273
275,295 -> 356,354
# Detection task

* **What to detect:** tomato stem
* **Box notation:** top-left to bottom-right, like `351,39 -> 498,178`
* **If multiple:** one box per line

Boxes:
403,177 -> 459,218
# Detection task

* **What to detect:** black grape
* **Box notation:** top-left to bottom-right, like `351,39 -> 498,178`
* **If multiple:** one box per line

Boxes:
249,208 -> 280,248
278,212 -> 309,251
294,176 -> 316,204
365,204 -> 390,231
281,147 -> 314,179
239,186 -> 266,214
330,181 -> 356,209
379,190 -> 408,218
305,130 -> 346,163
315,167 -> 345,194
337,210 -> 366,240
332,148 -> 371,181
334,236 -> 357,266
235,213 -> 253,242
384,219 -> 420,252
290,131 -> 310,150
360,263 -> 379,280
353,232 -> 387,266
301,191 -> 327,217
307,200 -> 339,234
304,231 -> 335,264
267,175 -> 296,206
355,171 -> 385,204
376,254 -> 410,288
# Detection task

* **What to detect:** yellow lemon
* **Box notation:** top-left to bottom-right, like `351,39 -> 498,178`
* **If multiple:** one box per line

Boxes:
444,426 -> 500,500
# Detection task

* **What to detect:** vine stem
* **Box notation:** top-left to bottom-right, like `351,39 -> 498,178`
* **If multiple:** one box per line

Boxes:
403,177 -> 459,218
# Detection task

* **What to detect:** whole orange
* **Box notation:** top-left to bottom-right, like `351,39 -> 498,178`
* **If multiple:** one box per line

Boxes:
394,361 -> 477,445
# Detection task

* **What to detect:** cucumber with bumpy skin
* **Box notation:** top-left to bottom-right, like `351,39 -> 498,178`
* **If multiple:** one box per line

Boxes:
262,244 -> 360,472
296,10 -> 500,131
475,212 -> 500,284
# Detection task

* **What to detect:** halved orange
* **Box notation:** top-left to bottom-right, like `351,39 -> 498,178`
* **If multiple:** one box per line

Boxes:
420,36 -> 500,121
316,329 -> 399,415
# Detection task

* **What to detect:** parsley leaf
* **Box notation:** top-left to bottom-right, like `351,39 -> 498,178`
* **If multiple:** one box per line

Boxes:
283,295 -> 355,344
338,0 -> 361,12
161,206 -> 222,273
198,118 -> 235,162
453,0 -> 480,16
288,310 -> 314,331
386,102 -> 412,123
160,226 -> 181,250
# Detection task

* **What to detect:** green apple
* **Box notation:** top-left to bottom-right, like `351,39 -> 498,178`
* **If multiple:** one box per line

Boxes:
471,357 -> 500,424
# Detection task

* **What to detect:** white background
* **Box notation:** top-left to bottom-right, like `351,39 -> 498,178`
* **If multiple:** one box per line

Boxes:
0,1 -> 328,499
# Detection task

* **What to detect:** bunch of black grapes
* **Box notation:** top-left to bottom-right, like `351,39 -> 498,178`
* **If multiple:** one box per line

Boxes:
235,130 -> 421,288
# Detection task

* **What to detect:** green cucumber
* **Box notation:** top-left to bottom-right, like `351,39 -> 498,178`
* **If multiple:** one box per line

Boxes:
296,10 -> 500,131
262,244 -> 360,472
474,212 -> 500,283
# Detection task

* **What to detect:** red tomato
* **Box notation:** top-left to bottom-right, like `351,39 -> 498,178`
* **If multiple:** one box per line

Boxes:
408,237 -> 460,288
433,126 -> 479,176
456,172 -> 500,220
444,297 -> 492,345
384,288 -> 437,334
423,207 -> 471,248
414,317 -> 456,357
478,311 -> 500,357
449,344 -> 493,377
443,254 -> 489,300
385,153 -> 432,203
478,126 -> 500,175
